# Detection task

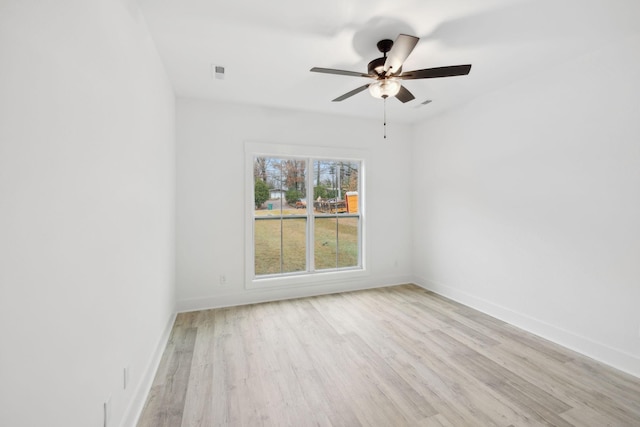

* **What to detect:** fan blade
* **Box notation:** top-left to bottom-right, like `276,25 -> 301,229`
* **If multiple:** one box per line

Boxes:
332,84 -> 370,102
310,67 -> 373,78
400,64 -> 472,80
395,85 -> 415,103
384,34 -> 419,75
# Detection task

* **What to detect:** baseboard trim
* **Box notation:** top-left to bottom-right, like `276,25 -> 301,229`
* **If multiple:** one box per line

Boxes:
177,275 -> 414,313
121,311 -> 177,427
413,276 -> 640,379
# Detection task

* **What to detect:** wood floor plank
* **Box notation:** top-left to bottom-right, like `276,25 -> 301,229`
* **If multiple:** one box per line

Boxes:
282,299 -> 378,426
138,284 -> 640,427
445,326 -> 640,426
320,291 -> 535,426
138,325 -> 197,427
395,329 -> 543,426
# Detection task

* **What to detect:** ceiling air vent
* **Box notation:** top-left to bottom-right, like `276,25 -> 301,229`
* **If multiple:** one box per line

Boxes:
212,65 -> 225,80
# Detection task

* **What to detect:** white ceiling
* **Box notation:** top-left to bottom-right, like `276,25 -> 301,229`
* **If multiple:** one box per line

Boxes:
137,0 -> 640,124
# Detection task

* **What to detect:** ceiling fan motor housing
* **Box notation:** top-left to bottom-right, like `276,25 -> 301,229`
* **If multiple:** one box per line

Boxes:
368,57 -> 385,76
376,39 -> 394,53
368,57 -> 402,77
369,39 -> 400,76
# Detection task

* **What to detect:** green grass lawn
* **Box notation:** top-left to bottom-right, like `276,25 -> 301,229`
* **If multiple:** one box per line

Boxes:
254,216 -> 358,275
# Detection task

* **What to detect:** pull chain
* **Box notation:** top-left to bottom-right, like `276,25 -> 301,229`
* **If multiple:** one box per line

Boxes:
383,97 -> 387,139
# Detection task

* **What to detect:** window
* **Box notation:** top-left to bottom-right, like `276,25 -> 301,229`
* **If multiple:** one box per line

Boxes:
253,157 -> 309,276
312,160 -> 360,271
247,146 -> 364,285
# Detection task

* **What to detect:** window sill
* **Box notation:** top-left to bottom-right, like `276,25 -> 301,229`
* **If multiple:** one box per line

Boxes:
246,268 -> 368,290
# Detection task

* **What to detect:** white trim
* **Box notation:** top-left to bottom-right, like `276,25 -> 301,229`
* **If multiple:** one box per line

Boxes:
121,312 -> 177,427
176,275 -> 414,312
245,141 -> 370,161
244,141 -> 370,291
413,276 -> 640,379
248,267 -> 370,290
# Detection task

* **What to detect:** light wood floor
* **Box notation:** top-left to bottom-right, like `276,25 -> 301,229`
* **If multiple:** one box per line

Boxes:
137,285 -> 640,426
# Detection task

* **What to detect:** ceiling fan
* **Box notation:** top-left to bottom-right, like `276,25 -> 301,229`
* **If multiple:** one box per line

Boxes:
310,34 -> 472,103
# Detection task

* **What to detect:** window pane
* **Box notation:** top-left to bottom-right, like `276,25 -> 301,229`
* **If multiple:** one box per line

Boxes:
254,157 -> 275,216
282,159 -> 307,214
314,217 -> 359,270
254,157 -> 307,216
255,218 -> 307,275
337,217 -> 359,268
339,161 -> 360,205
314,217 -> 337,270
312,160 -> 359,213
313,160 -> 338,206
282,219 -> 306,273
254,219 -> 282,275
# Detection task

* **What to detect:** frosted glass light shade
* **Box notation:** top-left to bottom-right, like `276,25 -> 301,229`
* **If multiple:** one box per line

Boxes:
368,78 -> 401,99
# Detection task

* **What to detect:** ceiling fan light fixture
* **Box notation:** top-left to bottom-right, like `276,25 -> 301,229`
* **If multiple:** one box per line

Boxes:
368,78 -> 401,99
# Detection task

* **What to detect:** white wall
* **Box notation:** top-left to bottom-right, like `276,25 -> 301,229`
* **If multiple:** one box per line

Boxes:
412,33 -> 640,376
0,1 -> 176,426
176,98 -> 413,310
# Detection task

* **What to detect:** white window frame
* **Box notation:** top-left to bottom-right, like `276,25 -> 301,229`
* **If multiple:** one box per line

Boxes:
244,142 -> 369,290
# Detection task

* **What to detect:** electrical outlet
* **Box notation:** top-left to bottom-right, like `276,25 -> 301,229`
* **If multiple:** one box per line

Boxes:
124,366 -> 130,390
104,396 -> 111,427
219,275 -> 227,285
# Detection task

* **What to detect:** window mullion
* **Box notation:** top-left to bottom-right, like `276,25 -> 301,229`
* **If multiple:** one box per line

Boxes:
307,157 -> 314,272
